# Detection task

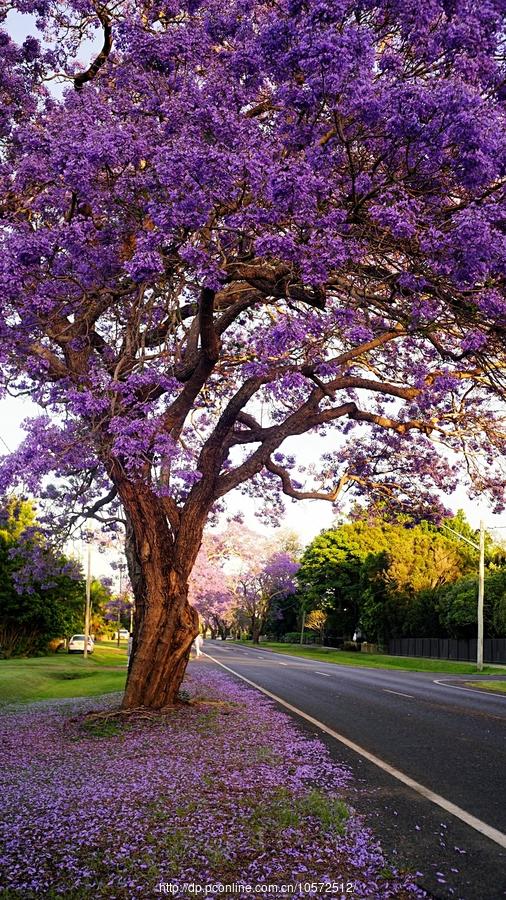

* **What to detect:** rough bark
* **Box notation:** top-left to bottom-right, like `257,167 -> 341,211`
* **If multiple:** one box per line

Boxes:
115,479 -> 202,709
124,513 -> 146,677
121,571 -> 198,709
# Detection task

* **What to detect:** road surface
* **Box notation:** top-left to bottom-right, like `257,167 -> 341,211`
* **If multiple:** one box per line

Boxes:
203,641 -> 506,900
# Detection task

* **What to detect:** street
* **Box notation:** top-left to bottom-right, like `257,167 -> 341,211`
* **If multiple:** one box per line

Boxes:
203,642 -> 506,900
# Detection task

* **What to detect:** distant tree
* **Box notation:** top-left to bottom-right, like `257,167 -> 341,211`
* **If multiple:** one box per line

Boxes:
491,571 -> 506,637
0,498 -> 36,541
437,569 -> 506,639
234,551 -> 299,644
0,498 -> 84,655
275,530 -> 303,560
264,589 -> 300,640
189,524 -> 300,641
298,510 -> 479,641
89,578 -> 114,638
305,609 -> 328,643
298,523 -> 389,637
189,540 -> 235,639
105,594 -> 132,635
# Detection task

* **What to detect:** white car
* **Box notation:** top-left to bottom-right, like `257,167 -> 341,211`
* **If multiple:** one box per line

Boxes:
68,634 -> 94,654
114,629 -> 130,641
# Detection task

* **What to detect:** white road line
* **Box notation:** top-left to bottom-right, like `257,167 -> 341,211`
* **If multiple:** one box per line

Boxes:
314,671 -> 332,677
434,678 -> 506,699
383,689 -> 414,699
278,662 -> 288,666
229,646 -> 317,664
204,652 -> 506,851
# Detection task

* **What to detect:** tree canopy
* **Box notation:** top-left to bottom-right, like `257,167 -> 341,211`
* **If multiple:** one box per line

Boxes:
1,0 -> 505,706
297,509 -> 505,642
0,499 -> 85,656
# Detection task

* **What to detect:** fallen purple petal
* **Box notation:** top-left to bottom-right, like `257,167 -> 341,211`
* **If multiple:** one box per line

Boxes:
0,667 -> 428,897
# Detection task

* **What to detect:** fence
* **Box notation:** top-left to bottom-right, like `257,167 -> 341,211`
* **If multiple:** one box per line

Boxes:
388,637 -> 506,664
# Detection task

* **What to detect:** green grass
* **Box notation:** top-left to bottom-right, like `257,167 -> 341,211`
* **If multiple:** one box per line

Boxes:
0,643 -> 127,706
464,680 -> 506,694
241,641 -> 506,675
248,787 -> 349,844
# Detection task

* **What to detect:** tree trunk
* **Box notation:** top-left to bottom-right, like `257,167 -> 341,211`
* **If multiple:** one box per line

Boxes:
218,622 -> 230,641
116,480 -> 201,710
251,618 -> 261,644
124,512 -> 146,677
121,569 -> 198,709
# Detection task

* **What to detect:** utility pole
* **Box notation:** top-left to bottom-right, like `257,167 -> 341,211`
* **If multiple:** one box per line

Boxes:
477,520 -> 485,672
299,607 -> 306,645
83,543 -> 91,660
117,564 -> 124,648
441,520 -> 485,672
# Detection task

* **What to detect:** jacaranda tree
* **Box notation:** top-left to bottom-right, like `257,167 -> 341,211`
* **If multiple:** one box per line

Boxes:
228,539 -> 300,643
189,532 -> 236,639
1,0 -> 505,707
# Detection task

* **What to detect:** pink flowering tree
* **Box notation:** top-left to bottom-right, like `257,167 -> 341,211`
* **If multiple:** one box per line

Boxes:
189,540 -> 235,639
0,1 -> 505,708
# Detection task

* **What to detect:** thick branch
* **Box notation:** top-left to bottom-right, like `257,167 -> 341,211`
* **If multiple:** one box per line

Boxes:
198,287 -> 220,362
347,408 -> 436,435
74,8 -> 113,91
265,458 -> 350,501
216,402 -> 358,497
229,262 -> 326,310
30,343 -> 69,380
163,288 -> 220,435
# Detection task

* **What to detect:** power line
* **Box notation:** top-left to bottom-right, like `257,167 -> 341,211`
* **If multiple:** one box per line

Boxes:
0,435 -> 12,453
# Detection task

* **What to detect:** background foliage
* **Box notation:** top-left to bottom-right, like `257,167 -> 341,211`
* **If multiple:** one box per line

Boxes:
296,508 -> 506,644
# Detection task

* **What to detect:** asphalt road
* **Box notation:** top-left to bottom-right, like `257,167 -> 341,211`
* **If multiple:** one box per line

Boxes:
203,641 -> 506,900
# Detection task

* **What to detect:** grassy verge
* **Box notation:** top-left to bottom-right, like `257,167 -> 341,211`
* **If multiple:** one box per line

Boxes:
464,681 -> 506,694
240,641 -> 506,675
0,643 -> 127,706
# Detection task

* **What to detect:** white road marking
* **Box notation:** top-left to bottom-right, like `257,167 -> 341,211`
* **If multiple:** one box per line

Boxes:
383,689 -> 414,699
204,652 -> 506,851
434,678 -> 506,699
278,662 -> 288,666
314,671 -> 332,677
228,646 -> 317,664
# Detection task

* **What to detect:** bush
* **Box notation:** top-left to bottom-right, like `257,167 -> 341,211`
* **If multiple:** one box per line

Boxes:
436,568 -> 506,638
341,641 -> 360,652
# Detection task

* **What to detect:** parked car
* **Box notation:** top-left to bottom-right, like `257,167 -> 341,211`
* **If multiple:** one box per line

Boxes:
68,634 -> 94,654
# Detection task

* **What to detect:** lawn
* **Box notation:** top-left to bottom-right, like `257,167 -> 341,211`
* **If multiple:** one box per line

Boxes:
0,643 -> 127,706
245,642 -> 506,675
464,681 -> 506,694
